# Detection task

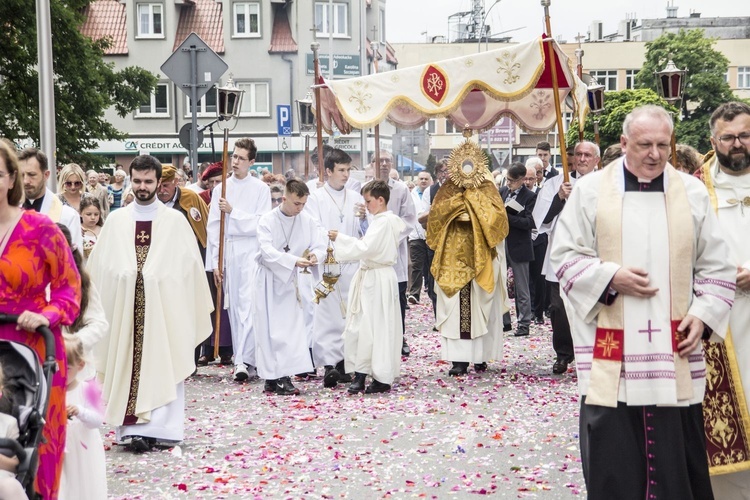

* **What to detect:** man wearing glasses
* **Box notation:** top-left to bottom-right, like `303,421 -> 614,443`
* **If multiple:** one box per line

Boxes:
698,101 -> 750,497
207,137 -> 272,382
17,147 -> 83,250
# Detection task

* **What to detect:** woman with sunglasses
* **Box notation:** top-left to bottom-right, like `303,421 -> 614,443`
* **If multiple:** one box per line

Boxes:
57,163 -> 92,213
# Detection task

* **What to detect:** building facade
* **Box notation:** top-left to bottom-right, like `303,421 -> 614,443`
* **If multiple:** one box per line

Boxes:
81,0 -> 397,173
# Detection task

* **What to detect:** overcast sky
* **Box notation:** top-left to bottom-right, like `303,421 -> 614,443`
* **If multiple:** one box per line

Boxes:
386,0 -> 741,44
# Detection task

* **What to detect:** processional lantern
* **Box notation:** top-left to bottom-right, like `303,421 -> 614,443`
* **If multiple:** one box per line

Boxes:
296,91 -> 315,134
217,75 -> 244,121
654,57 -> 687,105
584,75 -> 605,115
313,242 -> 342,304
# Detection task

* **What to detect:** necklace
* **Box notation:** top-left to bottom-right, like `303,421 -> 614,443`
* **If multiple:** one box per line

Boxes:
276,209 -> 297,252
323,184 -> 347,223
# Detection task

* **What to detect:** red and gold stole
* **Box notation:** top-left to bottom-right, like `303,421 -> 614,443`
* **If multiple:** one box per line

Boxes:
587,165 -> 694,408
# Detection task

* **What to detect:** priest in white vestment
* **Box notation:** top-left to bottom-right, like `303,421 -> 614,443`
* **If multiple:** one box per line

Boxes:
698,102 -> 750,498
206,138 -> 272,382
254,180 -> 328,396
88,156 -> 212,452
329,180 -> 405,394
550,105 -> 735,499
426,140 -> 509,377
305,149 -> 365,388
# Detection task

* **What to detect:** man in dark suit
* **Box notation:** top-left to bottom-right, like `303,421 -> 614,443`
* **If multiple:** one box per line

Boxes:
499,162 -> 537,337
536,141 -> 559,184
418,160 -> 449,319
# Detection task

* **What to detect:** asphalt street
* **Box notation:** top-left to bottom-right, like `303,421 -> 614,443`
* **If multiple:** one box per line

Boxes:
106,301 -> 585,499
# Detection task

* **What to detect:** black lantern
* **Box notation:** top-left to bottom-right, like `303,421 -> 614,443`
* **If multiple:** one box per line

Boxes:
217,75 -> 244,121
654,57 -> 687,104
583,74 -> 605,115
296,91 -> 315,134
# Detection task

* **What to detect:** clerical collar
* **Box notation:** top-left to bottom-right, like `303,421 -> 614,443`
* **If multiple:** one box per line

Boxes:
131,197 -> 160,221
23,194 -> 44,212
623,164 -> 664,192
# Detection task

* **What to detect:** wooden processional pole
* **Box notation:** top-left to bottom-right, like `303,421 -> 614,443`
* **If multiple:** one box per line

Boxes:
213,128 -> 230,358
312,42 -> 325,184
542,0 -> 570,183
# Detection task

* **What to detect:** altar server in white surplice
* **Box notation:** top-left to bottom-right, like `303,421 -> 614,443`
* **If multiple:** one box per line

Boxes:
206,137 -> 272,382
328,180 -> 405,395
550,105 -> 735,500
699,101 -> 750,498
305,148 -> 365,388
254,179 -> 328,396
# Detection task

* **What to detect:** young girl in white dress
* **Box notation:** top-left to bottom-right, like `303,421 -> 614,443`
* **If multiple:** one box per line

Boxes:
79,197 -> 102,262
59,335 -> 107,499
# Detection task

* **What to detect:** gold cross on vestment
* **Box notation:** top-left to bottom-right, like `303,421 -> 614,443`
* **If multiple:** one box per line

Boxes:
596,331 -> 620,358
136,230 -> 150,244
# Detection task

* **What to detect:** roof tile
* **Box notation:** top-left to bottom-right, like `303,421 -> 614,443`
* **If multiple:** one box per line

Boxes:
80,0 -> 128,55
174,0 -> 224,54
269,6 -> 297,53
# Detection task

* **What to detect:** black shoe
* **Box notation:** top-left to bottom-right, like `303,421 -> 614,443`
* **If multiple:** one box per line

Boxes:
128,436 -> 152,453
219,355 -> 233,365
401,339 -> 410,357
503,324 -> 512,332
323,366 -> 341,388
276,376 -> 300,395
514,329 -> 529,337
295,372 -> 310,381
336,360 -> 352,383
365,379 -> 392,394
534,317 -> 545,325
474,362 -> 488,372
448,362 -> 469,376
348,372 -> 367,394
263,379 -> 277,393
552,356 -> 575,375
197,355 -> 212,367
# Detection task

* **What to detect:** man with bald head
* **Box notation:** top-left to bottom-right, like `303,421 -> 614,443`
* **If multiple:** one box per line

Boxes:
551,106 -> 735,498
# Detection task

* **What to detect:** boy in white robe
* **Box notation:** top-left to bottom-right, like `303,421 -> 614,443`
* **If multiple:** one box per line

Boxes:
254,180 -> 328,395
305,148 -> 365,388
328,180 -> 405,394
206,137 -> 272,382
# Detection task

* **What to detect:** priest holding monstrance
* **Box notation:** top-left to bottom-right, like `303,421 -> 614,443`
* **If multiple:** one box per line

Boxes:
426,133 -> 509,377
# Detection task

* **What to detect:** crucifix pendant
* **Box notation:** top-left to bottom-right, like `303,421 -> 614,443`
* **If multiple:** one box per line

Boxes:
284,245 -> 290,252
339,214 -> 344,223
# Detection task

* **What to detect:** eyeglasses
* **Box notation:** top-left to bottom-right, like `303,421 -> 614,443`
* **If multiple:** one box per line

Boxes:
64,181 -> 83,187
717,133 -> 750,147
271,197 -> 282,204
232,153 -> 249,162
379,158 -> 392,164
0,171 -> 9,179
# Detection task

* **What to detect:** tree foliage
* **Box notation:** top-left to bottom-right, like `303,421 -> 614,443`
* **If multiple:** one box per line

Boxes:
566,89 -> 676,150
636,29 -> 735,153
0,0 -> 157,165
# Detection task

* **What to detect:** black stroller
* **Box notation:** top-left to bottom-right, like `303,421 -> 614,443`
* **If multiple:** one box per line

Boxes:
0,313 -> 59,499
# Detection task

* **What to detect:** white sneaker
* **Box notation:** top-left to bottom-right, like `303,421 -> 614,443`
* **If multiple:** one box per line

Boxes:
233,364 -> 249,382
246,365 -> 257,379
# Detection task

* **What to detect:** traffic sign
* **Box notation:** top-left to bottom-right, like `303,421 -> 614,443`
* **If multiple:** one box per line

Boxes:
161,33 -> 228,100
178,123 -> 204,150
277,104 -> 292,137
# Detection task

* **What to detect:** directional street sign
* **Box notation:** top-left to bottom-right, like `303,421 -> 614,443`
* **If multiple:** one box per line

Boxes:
161,33 -> 228,100
277,104 -> 292,137
161,32 -> 229,179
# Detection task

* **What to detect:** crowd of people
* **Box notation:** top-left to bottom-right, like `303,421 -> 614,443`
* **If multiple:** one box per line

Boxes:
0,99 -> 749,499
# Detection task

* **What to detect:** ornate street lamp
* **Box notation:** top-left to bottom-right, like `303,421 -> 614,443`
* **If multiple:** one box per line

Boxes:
654,57 -> 687,169
296,91 -> 315,180
212,75 -> 244,358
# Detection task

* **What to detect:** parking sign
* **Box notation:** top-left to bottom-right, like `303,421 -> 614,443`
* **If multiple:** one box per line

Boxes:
277,104 -> 292,137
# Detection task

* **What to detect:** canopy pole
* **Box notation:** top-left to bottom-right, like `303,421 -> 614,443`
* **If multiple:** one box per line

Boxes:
312,42 -> 325,184
371,41 -> 380,180
575,37 -> 584,143
542,0 -> 570,183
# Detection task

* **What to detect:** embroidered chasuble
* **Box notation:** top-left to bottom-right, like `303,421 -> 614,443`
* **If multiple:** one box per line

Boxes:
124,221 -> 151,425
700,158 -> 750,475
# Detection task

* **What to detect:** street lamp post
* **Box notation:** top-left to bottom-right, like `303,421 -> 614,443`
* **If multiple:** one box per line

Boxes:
296,91 -> 315,181
477,0 -> 502,53
212,77 -> 244,358
654,57 -> 687,170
